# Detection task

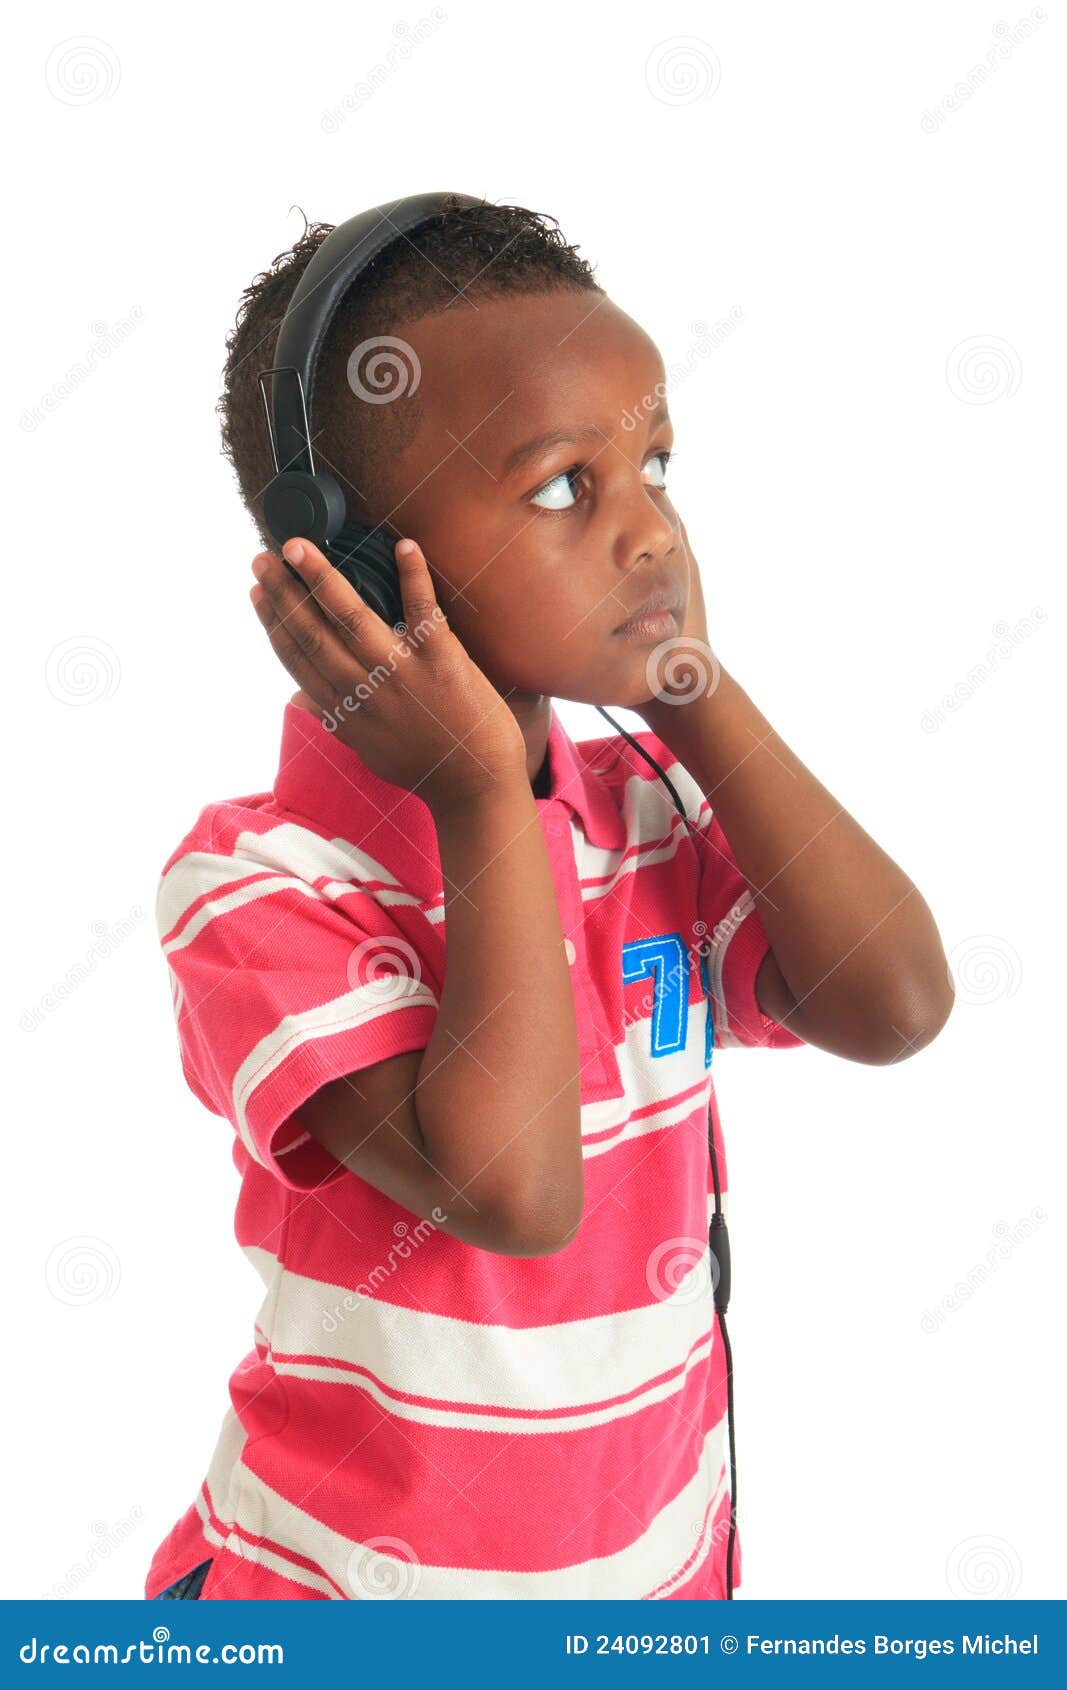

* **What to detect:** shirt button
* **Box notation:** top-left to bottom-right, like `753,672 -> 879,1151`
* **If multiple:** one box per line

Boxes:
564,937 -> 577,966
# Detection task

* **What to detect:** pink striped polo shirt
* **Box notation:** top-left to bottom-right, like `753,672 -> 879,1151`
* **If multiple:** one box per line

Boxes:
146,698 -> 803,1602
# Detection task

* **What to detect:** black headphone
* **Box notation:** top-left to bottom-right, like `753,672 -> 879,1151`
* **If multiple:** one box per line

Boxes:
258,191 -> 740,1600
258,190 -> 486,629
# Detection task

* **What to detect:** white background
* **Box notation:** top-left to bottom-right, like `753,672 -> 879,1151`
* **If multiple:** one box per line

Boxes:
6,1 -> 1063,1602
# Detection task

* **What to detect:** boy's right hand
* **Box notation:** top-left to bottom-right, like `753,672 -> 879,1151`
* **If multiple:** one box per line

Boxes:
249,536 -> 528,816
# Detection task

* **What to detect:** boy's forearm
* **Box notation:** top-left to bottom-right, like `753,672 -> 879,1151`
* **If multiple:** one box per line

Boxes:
640,667 -> 954,1063
415,782 -> 584,1250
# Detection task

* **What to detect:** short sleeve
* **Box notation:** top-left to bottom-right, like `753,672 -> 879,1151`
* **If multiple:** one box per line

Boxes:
633,729 -> 805,1052
156,827 -> 440,1191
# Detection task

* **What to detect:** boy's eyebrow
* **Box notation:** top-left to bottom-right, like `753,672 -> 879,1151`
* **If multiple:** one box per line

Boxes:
499,400 -> 672,480
499,425 -> 605,480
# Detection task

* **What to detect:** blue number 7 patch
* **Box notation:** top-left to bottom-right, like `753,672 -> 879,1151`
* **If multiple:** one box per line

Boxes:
622,934 -> 715,1067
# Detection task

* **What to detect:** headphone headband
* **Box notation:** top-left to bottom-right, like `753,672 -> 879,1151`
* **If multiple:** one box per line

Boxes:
255,189 -> 487,626
267,190 -> 487,480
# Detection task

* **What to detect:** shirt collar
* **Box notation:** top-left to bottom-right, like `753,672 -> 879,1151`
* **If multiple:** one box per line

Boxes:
273,699 -> 627,896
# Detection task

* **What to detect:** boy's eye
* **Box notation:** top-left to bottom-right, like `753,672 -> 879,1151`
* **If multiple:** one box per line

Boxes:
529,467 -> 583,511
643,449 -> 672,490
528,450 -> 674,511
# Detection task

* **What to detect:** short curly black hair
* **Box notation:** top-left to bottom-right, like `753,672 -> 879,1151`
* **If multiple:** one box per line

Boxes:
218,195 -> 604,552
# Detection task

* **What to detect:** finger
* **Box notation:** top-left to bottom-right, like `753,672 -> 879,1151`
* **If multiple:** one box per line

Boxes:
249,573 -> 355,712
392,539 -> 451,643
282,536 -> 398,661
252,549 -> 372,693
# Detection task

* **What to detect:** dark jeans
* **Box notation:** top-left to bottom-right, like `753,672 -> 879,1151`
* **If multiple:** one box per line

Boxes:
153,1558 -> 213,1600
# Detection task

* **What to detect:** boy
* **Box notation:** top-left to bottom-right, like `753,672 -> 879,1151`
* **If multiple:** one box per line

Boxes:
147,197 -> 953,1601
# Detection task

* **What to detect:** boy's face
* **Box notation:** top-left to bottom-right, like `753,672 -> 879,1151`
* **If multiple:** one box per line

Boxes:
367,291 -> 686,711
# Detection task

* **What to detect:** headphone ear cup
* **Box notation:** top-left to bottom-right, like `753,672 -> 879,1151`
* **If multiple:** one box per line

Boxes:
323,523 -> 406,631
263,471 -> 347,547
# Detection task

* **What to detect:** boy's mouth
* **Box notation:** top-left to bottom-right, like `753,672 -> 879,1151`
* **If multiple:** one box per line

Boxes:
613,584 -> 684,639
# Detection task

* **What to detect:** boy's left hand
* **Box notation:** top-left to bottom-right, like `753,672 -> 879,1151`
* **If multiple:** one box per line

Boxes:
675,518 -> 710,646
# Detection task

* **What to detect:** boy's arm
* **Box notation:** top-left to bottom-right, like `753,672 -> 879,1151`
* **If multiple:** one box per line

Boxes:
250,536 -> 584,1252
300,778 -> 585,1255
640,664 -> 954,1066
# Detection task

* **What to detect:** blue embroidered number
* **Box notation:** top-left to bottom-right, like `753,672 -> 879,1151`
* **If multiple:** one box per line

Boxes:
621,934 -> 714,1068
